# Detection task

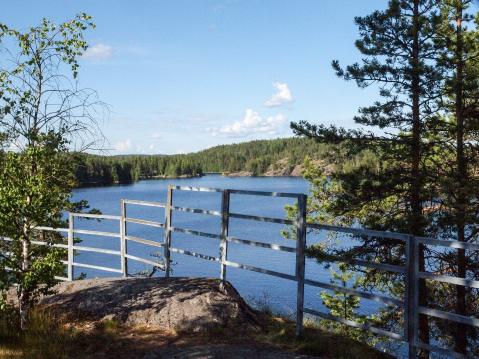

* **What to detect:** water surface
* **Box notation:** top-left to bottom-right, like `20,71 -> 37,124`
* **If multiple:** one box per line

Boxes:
71,175 -> 376,316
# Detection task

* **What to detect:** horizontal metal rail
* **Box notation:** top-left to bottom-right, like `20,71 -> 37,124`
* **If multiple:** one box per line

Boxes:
228,188 -> 302,198
170,226 -> 221,240
172,206 -> 221,216
61,260 -> 122,274
418,271 -> 479,289
169,247 -> 220,262
125,235 -> 164,248
309,222 -> 476,253
30,240 -> 48,246
30,240 -> 68,249
229,212 -> 294,225
303,307 -> 403,341
72,245 -> 121,256
71,213 -> 121,220
123,199 -> 165,208
307,223 -> 409,241
416,237 -> 479,251
227,236 -> 296,253
172,185 -> 223,193
172,186 -> 303,199
418,306 -> 479,327
223,260 -> 296,281
125,254 -> 164,268
73,229 -> 121,238
304,278 -> 403,307
125,217 -> 164,228
34,226 -> 69,233
3,238 -> 67,250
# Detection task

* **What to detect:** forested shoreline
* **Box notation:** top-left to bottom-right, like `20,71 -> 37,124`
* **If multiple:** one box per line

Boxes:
73,137 -> 332,187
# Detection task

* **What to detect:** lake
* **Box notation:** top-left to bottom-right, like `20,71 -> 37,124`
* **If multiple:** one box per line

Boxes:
71,175 -> 379,317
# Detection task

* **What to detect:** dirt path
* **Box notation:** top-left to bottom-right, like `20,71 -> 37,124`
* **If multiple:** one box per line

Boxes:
73,325 -> 318,359
148,344 -> 315,358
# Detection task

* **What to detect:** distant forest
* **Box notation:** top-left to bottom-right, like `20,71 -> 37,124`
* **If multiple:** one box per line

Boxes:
73,137 -> 331,187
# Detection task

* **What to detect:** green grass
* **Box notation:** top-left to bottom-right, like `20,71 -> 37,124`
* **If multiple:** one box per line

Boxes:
1,309 -> 77,359
0,310 -> 133,359
257,315 -> 393,359
0,308 -> 393,359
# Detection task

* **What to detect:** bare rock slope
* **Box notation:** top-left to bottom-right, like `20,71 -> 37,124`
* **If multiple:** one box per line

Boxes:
41,277 -> 259,332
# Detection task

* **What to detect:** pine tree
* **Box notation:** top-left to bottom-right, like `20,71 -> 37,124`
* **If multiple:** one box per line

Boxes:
291,1 -> 445,354
431,1 -> 479,353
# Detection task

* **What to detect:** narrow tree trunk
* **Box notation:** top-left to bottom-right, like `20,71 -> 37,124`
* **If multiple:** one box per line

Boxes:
454,3 -> 467,355
19,195 -> 32,330
411,1 -> 429,357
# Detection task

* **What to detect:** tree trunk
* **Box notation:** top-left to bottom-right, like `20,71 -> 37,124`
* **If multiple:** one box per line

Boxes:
411,0 -> 429,357
454,3 -> 467,355
19,197 -> 31,330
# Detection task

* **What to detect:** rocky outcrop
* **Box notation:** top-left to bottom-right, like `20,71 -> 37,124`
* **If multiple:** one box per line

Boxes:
41,277 -> 260,332
212,158 -> 333,178
289,164 -> 304,177
264,158 -> 295,176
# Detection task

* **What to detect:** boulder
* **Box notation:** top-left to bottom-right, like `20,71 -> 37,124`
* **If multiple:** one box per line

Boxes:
41,277 -> 260,332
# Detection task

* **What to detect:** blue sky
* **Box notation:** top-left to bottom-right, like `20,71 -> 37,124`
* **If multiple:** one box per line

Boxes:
1,0 -> 386,154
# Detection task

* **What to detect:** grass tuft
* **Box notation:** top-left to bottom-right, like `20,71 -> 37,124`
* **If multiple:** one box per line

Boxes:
257,314 -> 394,359
1,308 -> 76,359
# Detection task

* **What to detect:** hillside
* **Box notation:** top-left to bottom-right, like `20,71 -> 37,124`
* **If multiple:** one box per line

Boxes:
73,137 -> 331,187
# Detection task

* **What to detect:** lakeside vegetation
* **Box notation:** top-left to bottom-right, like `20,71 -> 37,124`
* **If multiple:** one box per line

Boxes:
73,137 -> 333,186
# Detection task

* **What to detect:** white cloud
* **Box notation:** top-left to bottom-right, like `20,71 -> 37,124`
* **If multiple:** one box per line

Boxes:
212,108 -> 286,138
264,82 -> 293,107
114,138 -> 132,152
83,43 -> 113,60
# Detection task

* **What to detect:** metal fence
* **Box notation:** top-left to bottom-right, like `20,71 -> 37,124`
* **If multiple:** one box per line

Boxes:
2,185 -> 479,358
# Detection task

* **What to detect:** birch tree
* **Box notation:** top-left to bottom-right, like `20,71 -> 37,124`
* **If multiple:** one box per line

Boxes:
0,14 -> 103,329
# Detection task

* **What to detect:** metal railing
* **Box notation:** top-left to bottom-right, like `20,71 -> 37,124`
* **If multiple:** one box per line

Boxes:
1,184 -> 478,358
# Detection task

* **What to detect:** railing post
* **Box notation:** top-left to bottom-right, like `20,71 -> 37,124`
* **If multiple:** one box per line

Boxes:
295,194 -> 307,337
67,213 -> 74,281
164,186 -> 173,278
406,234 -> 418,358
120,199 -> 128,278
220,189 -> 230,286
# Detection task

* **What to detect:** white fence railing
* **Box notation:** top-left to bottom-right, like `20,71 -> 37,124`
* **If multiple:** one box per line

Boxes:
1,184 -> 479,358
